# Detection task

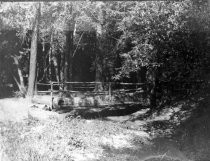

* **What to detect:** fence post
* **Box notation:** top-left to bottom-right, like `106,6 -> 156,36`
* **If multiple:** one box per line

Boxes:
50,81 -> 53,110
108,82 -> 112,104
34,82 -> 38,95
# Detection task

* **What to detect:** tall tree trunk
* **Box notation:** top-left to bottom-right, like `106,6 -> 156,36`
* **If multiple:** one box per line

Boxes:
60,39 -> 65,92
95,3 -> 104,91
150,67 -> 160,110
48,27 -> 54,82
50,29 -> 60,83
27,3 -> 41,97
95,52 -> 103,91
63,4 -> 76,90
64,29 -> 74,82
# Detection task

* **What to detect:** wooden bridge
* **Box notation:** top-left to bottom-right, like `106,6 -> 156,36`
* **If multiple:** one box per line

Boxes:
33,80 -> 203,110
34,81 -> 147,110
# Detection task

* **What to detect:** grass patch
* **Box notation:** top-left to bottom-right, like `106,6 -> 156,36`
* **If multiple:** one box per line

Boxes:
0,116 -> 149,161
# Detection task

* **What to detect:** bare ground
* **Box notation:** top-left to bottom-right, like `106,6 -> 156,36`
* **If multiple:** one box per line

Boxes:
0,96 -> 209,161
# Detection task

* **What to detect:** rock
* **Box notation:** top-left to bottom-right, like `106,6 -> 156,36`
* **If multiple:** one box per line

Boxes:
84,97 -> 94,106
94,96 -> 103,106
30,104 -> 51,111
73,97 -> 81,107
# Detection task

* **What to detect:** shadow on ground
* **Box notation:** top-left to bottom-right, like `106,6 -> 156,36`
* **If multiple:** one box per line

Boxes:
55,103 -> 148,119
100,140 -> 187,161
172,94 -> 210,161
126,86 -> 210,161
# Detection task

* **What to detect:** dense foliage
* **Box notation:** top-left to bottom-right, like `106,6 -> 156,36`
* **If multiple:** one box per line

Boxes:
0,1 -> 209,106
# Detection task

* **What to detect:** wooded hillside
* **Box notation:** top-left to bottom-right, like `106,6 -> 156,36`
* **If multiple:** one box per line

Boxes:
0,0 -> 210,108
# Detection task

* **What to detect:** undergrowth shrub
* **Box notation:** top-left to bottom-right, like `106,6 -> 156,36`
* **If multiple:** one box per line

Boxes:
1,116 -> 139,161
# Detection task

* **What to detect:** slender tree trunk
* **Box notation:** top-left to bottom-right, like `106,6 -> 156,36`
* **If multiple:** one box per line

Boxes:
12,56 -> 26,96
48,27 -> 54,82
17,68 -> 25,91
137,66 -> 147,98
50,28 -> 60,82
12,56 -> 26,91
64,30 -> 74,82
137,67 -> 146,83
150,67 -> 160,109
63,4 -> 76,90
64,32 -> 69,85
49,28 -> 60,83
27,3 -> 41,97
64,28 -> 74,91
47,27 -> 60,83
95,3 -> 104,91
150,77 -> 157,109
48,48 -> 52,81
95,52 -> 103,91
60,52 -> 65,82
52,57 -> 59,82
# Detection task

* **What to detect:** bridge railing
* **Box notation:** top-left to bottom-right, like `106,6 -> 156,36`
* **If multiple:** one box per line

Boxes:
35,81 -> 147,109
35,80 -> 204,109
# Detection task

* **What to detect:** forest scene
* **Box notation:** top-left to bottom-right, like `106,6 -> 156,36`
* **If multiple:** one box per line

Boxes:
0,0 -> 210,161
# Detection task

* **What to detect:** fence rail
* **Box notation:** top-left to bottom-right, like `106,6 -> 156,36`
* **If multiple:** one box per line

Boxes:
35,80 -> 204,109
35,81 -> 147,109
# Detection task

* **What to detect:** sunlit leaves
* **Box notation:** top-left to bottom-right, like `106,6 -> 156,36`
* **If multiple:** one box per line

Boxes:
115,0 -> 209,83
0,2 -> 36,36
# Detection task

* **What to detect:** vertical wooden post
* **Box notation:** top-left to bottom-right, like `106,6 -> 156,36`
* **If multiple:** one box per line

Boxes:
34,82 -> 37,95
50,81 -> 53,110
108,82 -> 112,104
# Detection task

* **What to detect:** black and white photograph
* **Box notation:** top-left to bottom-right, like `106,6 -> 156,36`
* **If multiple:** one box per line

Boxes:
0,0 -> 210,160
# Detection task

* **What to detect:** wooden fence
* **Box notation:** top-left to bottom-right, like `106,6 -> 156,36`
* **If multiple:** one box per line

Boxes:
35,81 -> 146,109
35,80 -> 204,109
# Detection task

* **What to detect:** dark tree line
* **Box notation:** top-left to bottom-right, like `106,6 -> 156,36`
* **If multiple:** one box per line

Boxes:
0,1 -> 210,108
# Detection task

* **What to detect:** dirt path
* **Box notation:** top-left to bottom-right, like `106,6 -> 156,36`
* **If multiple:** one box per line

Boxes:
0,98 -> 30,122
0,98 -> 62,123
0,98 -> 194,161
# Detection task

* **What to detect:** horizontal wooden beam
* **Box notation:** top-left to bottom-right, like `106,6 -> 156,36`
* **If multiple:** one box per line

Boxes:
39,81 -> 146,86
0,0 -> 164,2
